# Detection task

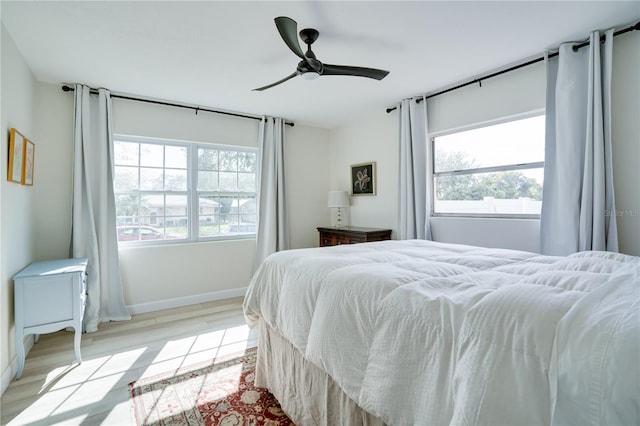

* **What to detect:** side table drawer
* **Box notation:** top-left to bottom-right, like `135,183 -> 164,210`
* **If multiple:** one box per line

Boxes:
21,276 -> 74,327
334,235 -> 352,245
320,235 -> 334,246
346,235 -> 364,244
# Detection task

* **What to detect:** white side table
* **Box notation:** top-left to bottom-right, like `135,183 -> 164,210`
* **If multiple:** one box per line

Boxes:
13,258 -> 88,380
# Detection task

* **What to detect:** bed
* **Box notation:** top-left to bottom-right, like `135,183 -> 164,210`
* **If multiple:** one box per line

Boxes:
243,239 -> 639,425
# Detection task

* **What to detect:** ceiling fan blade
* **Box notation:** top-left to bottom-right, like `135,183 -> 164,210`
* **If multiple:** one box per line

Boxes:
322,64 -> 390,80
252,72 -> 298,91
274,17 -> 306,60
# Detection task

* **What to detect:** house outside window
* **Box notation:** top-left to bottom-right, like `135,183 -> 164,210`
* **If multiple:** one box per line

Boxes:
432,113 -> 545,217
113,136 -> 257,243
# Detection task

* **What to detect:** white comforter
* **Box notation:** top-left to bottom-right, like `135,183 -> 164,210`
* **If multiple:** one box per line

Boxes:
243,240 -> 640,425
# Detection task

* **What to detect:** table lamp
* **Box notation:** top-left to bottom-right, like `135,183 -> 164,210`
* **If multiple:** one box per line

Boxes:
328,190 -> 350,227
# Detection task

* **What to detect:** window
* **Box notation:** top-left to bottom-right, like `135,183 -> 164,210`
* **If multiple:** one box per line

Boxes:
113,136 -> 257,243
432,114 -> 544,217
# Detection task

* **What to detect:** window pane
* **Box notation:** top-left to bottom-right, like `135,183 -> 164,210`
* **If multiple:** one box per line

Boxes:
219,172 -> 238,191
238,172 -> 255,192
219,150 -> 237,171
237,152 -> 256,172
143,194 -> 163,220
115,194 -> 141,224
114,142 -> 139,166
198,195 -> 222,237
140,143 -> 164,167
228,222 -> 256,235
166,145 -> 187,168
198,148 -> 218,170
434,168 -> 543,214
199,220 -> 221,237
165,169 -> 187,191
218,194 -> 237,228
198,171 -> 218,191
140,168 -> 164,190
114,166 -> 138,191
238,196 -> 256,214
115,224 -> 175,242
164,195 -> 189,238
434,115 -> 545,173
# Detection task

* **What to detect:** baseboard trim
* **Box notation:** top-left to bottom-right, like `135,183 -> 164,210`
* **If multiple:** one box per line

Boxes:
126,287 -> 247,315
1,335 -> 35,397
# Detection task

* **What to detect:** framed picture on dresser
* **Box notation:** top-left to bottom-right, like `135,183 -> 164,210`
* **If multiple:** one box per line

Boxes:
351,161 -> 376,196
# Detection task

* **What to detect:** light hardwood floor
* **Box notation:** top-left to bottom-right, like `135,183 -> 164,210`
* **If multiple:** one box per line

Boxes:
0,297 -> 256,425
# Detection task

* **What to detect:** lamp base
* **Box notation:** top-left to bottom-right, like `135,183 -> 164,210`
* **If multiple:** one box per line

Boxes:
335,207 -> 346,227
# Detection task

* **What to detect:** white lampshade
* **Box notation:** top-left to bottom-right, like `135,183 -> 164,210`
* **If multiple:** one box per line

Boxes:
328,190 -> 350,208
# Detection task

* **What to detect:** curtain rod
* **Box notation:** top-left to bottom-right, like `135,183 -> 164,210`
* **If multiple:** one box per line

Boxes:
386,21 -> 640,113
61,85 -> 295,127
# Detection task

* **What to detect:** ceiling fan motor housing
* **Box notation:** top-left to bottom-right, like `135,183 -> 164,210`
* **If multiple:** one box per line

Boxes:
299,28 -> 319,45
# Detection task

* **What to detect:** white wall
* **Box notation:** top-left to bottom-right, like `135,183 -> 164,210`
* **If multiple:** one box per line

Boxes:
427,62 -> 545,134
328,30 -> 640,255
328,111 -> 398,234
285,124 -> 332,248
33,83 -> 74,260
1,24 -> 38,394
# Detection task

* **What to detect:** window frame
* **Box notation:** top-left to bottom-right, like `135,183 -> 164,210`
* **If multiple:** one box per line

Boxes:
430,111 -> 545,219
113,135 -> 258,246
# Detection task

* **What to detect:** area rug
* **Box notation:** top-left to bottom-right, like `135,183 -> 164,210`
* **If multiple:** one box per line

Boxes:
129,347 -> 295,425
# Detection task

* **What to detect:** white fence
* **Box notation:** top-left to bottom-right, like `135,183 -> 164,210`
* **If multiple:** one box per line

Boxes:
435,197 -> 541,215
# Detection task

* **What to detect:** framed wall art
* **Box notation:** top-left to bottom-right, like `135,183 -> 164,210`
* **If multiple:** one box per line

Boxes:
23,139 -> 35,186
8,128 -> 25,184
7,128 -> 35,186
351,161 -> 376,196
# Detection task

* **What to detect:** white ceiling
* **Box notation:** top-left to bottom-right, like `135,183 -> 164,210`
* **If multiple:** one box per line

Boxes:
2,1 -> 638,129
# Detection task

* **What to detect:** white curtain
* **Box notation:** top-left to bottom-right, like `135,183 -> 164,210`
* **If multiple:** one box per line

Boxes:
254,116 -> 289,269
72,84 -> 130,332
398,96 -> 432,240
540,29 -> 618,255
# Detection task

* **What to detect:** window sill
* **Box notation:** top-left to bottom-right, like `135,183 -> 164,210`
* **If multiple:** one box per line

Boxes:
431,213 -> 540,220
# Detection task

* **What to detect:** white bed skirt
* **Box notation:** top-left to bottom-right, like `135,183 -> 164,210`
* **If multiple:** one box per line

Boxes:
255,319 -> 385,426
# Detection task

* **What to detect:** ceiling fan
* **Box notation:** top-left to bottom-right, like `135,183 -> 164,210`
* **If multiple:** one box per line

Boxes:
253,16 -> 390,91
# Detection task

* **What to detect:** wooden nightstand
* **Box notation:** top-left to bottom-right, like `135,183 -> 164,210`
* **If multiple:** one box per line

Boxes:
317,226 -> 392,247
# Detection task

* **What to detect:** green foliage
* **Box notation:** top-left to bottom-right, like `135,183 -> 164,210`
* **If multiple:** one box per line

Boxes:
115,194 -> 140,217
435,151 -> 543,201
435,150 -> 479,172
115,194 -> 152,222
198,148 -> 218,170
198,148 -> 256,172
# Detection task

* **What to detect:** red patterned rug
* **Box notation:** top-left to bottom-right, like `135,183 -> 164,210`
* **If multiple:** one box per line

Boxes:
129,347 -> 295,425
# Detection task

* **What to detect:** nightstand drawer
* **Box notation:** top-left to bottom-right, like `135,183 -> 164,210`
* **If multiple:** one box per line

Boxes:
321,236 -> 334,246
334,235 -> 351,245
317,226 -> 391,247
